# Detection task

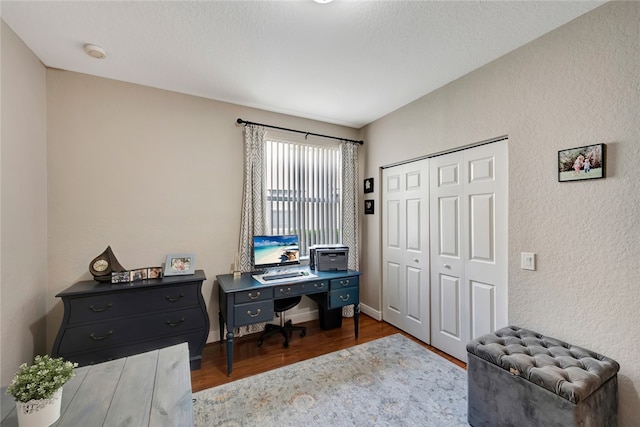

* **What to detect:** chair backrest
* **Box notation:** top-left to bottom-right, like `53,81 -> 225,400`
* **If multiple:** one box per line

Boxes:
274,296 -> 302,313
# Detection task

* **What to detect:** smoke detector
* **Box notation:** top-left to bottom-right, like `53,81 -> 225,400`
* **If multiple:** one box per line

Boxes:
83,44 -> 107,59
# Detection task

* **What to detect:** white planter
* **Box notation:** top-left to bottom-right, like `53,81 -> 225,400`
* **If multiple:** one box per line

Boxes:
15,387 -> 62,427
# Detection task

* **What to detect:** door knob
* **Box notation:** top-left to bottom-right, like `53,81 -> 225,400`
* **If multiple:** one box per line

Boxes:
444,264 -> 451,269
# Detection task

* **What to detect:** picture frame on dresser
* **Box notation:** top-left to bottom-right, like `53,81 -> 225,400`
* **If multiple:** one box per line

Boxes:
163,253 -> 196,276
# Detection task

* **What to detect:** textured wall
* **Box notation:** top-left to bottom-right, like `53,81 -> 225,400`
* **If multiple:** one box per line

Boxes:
44,70 -> 359,353
360,2 -> 640,425
0,21 -> 48,384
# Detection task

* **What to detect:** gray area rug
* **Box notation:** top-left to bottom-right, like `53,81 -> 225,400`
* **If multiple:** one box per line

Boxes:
193,333 -> 468,426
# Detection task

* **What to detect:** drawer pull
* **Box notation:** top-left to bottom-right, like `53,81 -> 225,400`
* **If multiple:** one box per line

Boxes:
166,318 -> 185,327
89,303 -> 112,312
89,330 -> 113,341
340,279 -> 350,287
247,309 -> 262,318
339,294 -> 350,302
279,287 -> 292,295
248,292 -> 261,300
165,293 -> 185,303
314,283 -> 325,289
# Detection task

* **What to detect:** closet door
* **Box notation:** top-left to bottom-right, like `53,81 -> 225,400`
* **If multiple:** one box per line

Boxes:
430,140 -> 508,361
382,159 -> 430,343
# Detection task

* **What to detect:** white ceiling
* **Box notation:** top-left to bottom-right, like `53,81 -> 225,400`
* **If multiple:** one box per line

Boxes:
1,1 -> 605,128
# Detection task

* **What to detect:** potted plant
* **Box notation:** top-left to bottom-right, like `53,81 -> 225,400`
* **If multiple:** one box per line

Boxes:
6,355 -> 78,427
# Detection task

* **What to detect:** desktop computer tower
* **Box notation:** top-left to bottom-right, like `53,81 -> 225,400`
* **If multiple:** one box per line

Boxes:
309,245 -> 349,271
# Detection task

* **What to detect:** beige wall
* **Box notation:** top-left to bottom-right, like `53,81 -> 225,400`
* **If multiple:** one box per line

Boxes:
0,21 -> 48,384
360,2 -> 639,425
45,70 -> 360,351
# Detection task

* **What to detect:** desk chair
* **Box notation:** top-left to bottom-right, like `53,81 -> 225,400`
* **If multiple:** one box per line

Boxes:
257,296 -> 306,348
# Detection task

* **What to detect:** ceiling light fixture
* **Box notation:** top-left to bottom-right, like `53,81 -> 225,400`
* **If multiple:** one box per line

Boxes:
313,0 -> 333,4
83,44 -> 107,59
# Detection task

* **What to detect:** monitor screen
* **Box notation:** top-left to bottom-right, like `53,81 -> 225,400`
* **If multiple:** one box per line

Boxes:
252,235 -> 300,269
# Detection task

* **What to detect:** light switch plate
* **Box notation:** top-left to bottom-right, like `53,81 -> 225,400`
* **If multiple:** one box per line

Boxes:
521,252 -> 536,271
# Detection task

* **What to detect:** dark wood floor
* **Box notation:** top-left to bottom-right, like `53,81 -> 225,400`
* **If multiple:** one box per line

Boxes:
191,314 -> 466,392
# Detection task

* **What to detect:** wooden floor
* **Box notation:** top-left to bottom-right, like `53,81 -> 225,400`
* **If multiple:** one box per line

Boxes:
191,314 -> 466,392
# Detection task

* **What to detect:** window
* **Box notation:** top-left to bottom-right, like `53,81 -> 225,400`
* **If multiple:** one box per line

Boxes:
264,138 -> 342,257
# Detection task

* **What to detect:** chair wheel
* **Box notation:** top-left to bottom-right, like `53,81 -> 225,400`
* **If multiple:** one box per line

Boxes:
300,330 -> 306,337
257,339 -> 263,347
283,342 -> 289,349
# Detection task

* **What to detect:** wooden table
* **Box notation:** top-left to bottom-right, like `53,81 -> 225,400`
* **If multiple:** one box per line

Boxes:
1,343 -> 193,427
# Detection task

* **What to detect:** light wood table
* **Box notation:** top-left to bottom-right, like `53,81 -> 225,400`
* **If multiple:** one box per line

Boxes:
1,343 -> 193,427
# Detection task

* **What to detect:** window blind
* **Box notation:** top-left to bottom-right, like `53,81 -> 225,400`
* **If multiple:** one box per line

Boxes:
265,139 -> 342,256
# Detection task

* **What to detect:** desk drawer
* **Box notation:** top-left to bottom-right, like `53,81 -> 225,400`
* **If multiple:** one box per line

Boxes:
67,284 -> 200,325
234,300 -> 274,326
328,287 -> 358,309
330,276 -> 359,290
234,289 -> 273,304
57,308 -> 206,353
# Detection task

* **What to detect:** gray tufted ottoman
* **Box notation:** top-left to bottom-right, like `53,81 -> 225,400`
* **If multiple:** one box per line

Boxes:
466,326 -> 620,427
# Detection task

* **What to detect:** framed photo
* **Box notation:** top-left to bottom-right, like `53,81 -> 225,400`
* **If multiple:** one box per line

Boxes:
130,268 -> 147,281
147,266 -> 163,279
364,200 -> 375,215
364,177 -> 374,193
558,143 -> 605,182
111,271 -> 131,284
164,254 -> 196,276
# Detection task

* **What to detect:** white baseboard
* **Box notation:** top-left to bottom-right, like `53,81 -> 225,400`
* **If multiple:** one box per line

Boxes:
359,303 -> 381,321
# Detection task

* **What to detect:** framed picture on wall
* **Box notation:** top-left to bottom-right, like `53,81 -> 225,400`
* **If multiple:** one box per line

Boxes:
558,143 -> 605,182
163,254 -> 196,276
364,178 -> 374,193
364,200 -> 374,215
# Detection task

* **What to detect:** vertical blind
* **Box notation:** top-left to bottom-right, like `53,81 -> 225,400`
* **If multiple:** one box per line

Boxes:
265,139 -> 342,256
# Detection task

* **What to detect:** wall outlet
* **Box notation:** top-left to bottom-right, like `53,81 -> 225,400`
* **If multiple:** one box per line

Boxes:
521,252 -> 536,271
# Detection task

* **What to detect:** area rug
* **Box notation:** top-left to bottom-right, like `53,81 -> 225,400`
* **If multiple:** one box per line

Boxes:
192,334 -> 468,426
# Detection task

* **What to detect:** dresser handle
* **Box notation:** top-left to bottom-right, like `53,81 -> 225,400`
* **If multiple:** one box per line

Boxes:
89,330 -> 113,341
89,303 -> 112,312
314,283 -> 325,289
280,287 -> 292,295
340,280 -> 350,287
166,318 -> 185,327
248,292 -> 260,300
339,294 -> 350,302
248,309 -> 262,318
165,293 -> 184,303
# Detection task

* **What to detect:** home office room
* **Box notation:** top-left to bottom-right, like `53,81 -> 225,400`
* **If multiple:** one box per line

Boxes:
2,1 -> 639,426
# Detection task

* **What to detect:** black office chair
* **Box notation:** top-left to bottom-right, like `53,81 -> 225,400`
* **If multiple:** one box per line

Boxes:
257,296 -> 306,348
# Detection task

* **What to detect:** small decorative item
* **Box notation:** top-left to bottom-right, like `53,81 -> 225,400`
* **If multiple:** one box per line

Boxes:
89,246 -> 127,282
110,266 -> 163,283
558,143 -> 605,182
7,355 -> 77,427
364,177 -> 374,193
163,254 -> 196,276
365,200 -> 375,215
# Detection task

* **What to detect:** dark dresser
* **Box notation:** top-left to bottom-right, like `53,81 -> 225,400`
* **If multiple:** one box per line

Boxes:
52,270 -> 209,370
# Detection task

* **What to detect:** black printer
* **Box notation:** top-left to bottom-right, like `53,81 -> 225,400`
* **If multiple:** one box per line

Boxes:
309,244 -> 349,271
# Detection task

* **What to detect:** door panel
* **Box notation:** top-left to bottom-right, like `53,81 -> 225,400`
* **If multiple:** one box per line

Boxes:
382,160 -> 430,343
431,140 -> 508,361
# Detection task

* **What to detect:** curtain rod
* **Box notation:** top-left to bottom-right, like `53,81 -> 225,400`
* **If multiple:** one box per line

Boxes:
236,118 -> 364,145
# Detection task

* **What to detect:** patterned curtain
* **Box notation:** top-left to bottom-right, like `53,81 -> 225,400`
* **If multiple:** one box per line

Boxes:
341,142 -> 359,317
235,124 -> 267,336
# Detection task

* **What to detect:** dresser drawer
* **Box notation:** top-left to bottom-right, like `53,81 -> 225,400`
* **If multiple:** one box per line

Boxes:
57,308 -> 206,354
234,300 -> 274,326
328,287 -> 358,309
62,331 -> 206,367
67,284 -> 201,325
329,276 -> 359,290
234,288 -> 273,304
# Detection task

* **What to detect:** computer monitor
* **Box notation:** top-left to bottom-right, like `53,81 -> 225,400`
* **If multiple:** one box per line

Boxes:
252,235 -> 300,270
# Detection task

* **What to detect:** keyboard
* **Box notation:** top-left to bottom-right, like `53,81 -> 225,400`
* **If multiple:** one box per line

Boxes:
262,272 -> 304,281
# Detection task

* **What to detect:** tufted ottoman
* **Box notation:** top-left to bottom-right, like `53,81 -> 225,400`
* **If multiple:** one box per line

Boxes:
466,326 -> 620,427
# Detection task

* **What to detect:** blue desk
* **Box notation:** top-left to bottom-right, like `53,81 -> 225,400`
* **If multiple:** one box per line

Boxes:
217,269 -> 360,375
